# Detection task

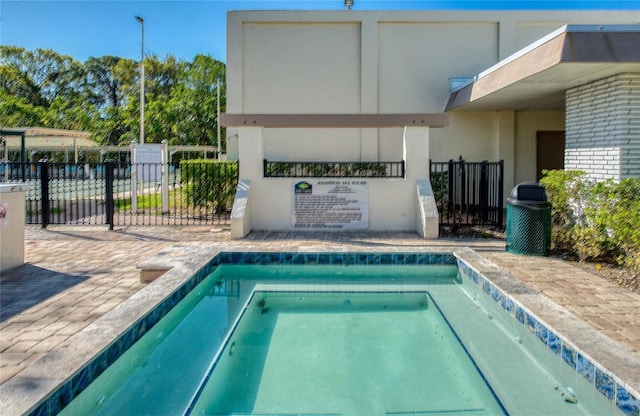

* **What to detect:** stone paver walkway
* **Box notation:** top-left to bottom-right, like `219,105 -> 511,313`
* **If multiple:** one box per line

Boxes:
483,252 -> 640,355
1,225 -> 639,407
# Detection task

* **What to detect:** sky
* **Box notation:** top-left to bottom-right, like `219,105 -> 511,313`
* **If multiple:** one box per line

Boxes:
1,0 -> 638,63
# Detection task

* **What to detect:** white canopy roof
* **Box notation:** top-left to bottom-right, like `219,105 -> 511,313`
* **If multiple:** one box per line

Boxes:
446,25 -> 640,111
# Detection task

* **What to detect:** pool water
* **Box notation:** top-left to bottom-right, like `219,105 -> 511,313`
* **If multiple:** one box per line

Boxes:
59,263 -> 622,416
187,291 -> 506,415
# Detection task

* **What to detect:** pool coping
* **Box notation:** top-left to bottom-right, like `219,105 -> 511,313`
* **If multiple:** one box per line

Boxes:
0,246 -> 638,416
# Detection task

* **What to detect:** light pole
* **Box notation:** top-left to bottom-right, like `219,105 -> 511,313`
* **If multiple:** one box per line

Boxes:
217,78 -> 221,160
135,16 -> 145,145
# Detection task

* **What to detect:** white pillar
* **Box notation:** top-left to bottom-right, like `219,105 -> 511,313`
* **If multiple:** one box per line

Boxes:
403,126 -> 430,182
238,127 -> 264,180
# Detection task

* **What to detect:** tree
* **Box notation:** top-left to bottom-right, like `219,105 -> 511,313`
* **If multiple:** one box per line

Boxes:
170,54 -> 225,146
0,46 -> 226,148
0,46 -> 84,108
81,56 -> 138,144
83,56 -> 130,109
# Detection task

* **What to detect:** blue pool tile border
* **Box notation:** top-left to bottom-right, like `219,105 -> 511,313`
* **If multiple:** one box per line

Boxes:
456,258 -> 640,416
212,251 -> 457,266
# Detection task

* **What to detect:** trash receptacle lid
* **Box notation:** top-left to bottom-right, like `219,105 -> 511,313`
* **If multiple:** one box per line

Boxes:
510,182 -> 547,202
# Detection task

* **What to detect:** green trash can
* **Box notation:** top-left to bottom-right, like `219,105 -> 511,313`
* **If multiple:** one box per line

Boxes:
506,183 -> 551,256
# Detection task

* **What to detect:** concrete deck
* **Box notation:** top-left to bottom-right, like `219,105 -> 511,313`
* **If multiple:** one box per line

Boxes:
1,225 -> 639,414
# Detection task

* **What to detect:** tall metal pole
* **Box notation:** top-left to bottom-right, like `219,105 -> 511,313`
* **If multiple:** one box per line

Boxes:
217,78 -> 221,160
135,16 -> 145,145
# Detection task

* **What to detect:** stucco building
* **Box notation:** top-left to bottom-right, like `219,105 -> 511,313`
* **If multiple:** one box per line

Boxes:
222,10 -> 640,237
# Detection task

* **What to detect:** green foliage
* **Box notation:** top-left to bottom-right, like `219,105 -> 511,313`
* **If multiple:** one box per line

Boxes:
265,162 -> 295,177
0,95 -> 46,126
540,170 -> 640,272
430,171 -> 449,213
0,46 -> 225,148
169,55 -> 225,146
180,160 -> 238,213
265,161 -> 389,177
540,170 -> 589,253
605,179 -> 640,271
350,162 -> 388,177
114,190 -> 179,214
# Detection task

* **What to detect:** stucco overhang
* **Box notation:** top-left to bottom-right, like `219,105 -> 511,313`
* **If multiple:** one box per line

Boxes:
221,113 -> 448,128
445,25 -> 640,111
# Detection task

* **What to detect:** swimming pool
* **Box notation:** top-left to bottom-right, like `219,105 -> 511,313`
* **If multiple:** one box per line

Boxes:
16,251 -> 639,415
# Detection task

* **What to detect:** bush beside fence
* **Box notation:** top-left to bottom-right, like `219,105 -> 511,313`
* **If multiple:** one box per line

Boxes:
180,160 -> 238,214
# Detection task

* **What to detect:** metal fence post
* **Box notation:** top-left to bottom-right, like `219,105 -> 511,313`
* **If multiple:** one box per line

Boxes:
447,159 -> 454,219
498,160 -> 505,226
480,160 -> 488,223
39,162 -> 49,229
459,158 -> 466,216
104,161 -> 114,230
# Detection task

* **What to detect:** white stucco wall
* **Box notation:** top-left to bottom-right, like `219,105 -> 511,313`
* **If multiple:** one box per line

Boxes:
242,22 -> 361,114
515,111 -> 566,185
378,22 -> 499,112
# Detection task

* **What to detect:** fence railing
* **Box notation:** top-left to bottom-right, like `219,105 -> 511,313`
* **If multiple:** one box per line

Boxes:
0,161 -> 238,227
264,159 -> 405,178
430,158 -> 504,227
3,158 -> 502,229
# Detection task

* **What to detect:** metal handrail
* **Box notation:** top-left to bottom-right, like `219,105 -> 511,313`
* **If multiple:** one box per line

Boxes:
263,159 -> 405,178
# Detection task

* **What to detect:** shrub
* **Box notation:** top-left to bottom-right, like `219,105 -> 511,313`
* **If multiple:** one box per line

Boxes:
607,178 -> 640,270
180,160 -> 238,213
540,170 -> 640,272
430,170 -> 450,215
539,170 -> 590,253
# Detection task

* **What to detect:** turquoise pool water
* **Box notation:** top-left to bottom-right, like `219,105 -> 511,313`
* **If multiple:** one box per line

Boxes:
57,261 -> 622,416
187,290 -> 506,415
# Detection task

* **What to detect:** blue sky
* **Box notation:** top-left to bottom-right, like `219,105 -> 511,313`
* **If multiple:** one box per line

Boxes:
1,0 -> 638,63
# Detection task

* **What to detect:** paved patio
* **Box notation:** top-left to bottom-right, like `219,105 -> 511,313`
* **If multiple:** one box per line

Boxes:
1,225 -> 639,413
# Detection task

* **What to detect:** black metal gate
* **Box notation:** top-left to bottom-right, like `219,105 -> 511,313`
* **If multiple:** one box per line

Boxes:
1,161 -> 238,228
429,157 -> 504,227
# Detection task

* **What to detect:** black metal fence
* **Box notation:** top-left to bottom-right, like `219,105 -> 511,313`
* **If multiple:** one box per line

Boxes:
0,161 -> 238,227
430,158 -> 504,227
264,159 -> 405,178
3,157 -> 503,229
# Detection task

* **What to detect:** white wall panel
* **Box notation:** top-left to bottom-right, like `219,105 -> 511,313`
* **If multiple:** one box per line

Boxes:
242,23 -> 361,113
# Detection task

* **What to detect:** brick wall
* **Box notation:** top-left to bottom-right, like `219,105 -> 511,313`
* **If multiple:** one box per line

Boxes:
565,73 -> 640,181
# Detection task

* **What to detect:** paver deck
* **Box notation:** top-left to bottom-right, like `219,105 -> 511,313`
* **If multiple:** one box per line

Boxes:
1,225 -> 639,413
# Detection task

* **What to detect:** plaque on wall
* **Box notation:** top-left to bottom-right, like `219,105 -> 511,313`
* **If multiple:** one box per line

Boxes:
292,179 -> 368,229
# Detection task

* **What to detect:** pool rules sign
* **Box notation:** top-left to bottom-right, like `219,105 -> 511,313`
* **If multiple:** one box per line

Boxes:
292,180 -> 369,229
